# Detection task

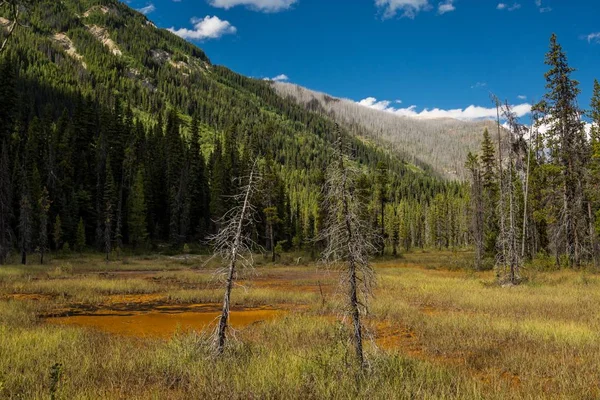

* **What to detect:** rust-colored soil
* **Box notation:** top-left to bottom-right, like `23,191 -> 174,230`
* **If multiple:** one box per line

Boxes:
49,306 -> 285,339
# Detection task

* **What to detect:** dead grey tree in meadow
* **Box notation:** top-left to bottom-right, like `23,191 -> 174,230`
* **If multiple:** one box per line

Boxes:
499,102 -> 525,284
491,94 -> 508,267
319,136 -> 376,368
208,162 -> 260,355
521,107 -> 538,259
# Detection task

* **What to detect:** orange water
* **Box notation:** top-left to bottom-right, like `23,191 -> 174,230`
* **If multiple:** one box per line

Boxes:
49,307 -> 285,339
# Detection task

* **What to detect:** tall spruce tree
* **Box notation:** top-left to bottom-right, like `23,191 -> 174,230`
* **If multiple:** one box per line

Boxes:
128,169 -> 148,249
533,34 -> 588,267
38,187 -> 50,264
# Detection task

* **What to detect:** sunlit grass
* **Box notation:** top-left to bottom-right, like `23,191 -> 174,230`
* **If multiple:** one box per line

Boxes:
1,251 -> 600,398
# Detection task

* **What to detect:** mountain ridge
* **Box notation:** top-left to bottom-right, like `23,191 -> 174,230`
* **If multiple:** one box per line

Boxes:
272,81 -> 499,180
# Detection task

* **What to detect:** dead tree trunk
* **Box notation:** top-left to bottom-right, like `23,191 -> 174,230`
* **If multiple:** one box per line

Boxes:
320,135 -> 376,368
521,118 -> 534,259
210,163 -> 259,355
342,167 -> 364,366
492,96 -> 508,268
501,101 -> 525,284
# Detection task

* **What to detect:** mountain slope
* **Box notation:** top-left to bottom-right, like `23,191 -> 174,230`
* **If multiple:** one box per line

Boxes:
272,82 -> 499,180
0,0 -> 471,252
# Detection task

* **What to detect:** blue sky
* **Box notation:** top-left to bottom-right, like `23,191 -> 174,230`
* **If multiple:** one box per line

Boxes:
128,0 -> 600,120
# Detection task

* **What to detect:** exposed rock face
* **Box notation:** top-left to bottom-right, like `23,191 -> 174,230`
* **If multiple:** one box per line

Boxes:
87,24 -> 122,56
51,33 -> 87,69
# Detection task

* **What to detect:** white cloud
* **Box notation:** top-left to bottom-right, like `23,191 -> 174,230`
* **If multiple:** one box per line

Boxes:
518,95 -> 527,100
585,32 -> 600,44
168,16 -> 237,40
497,2 -> 520,11
535,0 -> 551,12
437,0 -> 455,14
137,4 -> 156,14
208,0 -> 297,12
264,74 -> 289,82
357,97 -> 532,121
471,82 -> 487,89
358,97 -> 396,112
375,0 -> 432,19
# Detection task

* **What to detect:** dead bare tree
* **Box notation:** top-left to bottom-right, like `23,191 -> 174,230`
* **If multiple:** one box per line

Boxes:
521,107 -> 538,259
208,161 -> 260,355
491,94 -> 508,269
500,102 -> 525,284
0,0 -> 30,53
319,135 -> 377,368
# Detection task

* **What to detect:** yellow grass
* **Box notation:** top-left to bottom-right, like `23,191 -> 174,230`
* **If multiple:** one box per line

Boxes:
0,250 -> 599,398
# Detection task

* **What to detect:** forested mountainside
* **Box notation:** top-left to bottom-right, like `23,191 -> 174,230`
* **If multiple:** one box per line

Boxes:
0,0 -> 471,262
273,82 -> 501,180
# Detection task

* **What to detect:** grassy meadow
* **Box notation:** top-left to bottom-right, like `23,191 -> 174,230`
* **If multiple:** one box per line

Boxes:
0,250 -> 599,399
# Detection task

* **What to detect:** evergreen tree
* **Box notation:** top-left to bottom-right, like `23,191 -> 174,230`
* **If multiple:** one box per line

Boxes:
466,152 -> 483,269
103,159 -> 116,260
0,58 -> 15,264
480,129 -> 499,256
38,187 -> 50,264
533,34 -> 588,267
588,79 -> 600,262
376,161 -> 389,255
128,169 -> 148,249
19,192 -> 32,265
53,215 -> 62,251
189,114 -> 209,238
76,217 -> 86,253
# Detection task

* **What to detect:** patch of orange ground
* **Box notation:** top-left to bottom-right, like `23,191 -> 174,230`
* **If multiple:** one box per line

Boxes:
104,293 -> 167,305
49,306 -> 285,339
0,293 -> 54,301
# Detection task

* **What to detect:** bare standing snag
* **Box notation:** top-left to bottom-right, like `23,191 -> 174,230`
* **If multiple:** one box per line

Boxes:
320,134 -> 377,367
208,161 -> 260,355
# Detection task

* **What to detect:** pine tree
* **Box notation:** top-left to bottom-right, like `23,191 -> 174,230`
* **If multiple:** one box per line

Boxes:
38,187 -> 50,264
19,192 -> 32,265
76,217 -> 86,253
376,161 -> 389,255
103,159 -> 116,261
189,114 -> 209,238
128,169 -> 148,249
0,58 -> 15,264
588,79 -> 600,263
533,34 -> 587,267
466,152 -> 484,269
480,129 -> 499,256
53,215 -> 62,251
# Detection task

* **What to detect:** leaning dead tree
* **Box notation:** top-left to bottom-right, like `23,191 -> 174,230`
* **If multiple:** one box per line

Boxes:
319,135 -> 376,368
208,162 -> 260,355
0,0 -> 30,53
